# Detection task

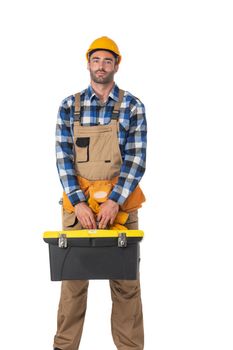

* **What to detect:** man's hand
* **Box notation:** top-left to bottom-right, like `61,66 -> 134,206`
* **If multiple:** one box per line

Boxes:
74,202 -> 97,229
97,199 -> 119,229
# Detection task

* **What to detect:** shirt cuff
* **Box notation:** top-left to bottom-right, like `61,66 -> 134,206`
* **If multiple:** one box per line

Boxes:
108,185 -> 130,205
68,189 -> 87,206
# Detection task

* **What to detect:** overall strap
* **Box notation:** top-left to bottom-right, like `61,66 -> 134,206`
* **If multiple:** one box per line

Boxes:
112,89 -> 125,120
74,92 -> 81,122
74,89 -> 125,122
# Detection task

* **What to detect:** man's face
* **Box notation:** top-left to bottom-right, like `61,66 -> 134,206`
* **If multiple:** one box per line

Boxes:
88,50 -> 119,84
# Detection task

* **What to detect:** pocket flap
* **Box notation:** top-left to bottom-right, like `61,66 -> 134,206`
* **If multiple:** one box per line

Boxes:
63,210 -> 78,228
76,137 -> 90,147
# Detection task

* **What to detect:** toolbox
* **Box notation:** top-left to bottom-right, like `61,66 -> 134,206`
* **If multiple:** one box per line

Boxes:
43,229 -> 144,280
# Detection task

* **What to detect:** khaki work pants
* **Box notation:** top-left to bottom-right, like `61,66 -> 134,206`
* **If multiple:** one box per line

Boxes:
54,211 -> 144,350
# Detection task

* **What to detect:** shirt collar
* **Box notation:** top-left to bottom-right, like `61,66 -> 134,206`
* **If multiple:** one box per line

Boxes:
86,83 -> 120,103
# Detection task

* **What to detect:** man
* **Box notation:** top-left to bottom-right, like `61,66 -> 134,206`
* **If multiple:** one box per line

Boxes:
54,36 -> 147,350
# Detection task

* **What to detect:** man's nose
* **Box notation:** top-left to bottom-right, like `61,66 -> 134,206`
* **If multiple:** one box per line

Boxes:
98,60 -> 104,69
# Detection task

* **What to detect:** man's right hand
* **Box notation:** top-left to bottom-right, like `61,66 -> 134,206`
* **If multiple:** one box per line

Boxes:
74,202 -> 97,229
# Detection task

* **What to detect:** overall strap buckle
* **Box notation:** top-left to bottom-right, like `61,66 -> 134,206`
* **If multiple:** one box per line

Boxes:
112,89 -> 125,120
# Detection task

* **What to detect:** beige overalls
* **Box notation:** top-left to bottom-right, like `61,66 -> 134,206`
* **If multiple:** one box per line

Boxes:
54,90 -> 144,350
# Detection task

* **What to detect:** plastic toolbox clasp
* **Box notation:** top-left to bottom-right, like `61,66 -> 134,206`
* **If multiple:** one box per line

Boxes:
118,233 -> 127,248
58,234 -> 67,248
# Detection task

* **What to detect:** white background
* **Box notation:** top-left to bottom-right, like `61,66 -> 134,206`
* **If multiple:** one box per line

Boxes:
0,0 -> 233,349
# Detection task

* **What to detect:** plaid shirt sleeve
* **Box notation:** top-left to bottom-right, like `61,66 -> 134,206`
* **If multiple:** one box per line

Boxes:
108,100 -> 147,205
56,97 -> 87,206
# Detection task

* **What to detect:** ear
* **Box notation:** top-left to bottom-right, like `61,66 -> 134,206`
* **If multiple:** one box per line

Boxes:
87,61 -> 90,71
114,64 -> 119,73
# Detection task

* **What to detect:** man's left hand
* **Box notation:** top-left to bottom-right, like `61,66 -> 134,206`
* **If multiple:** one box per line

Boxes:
97,199 -> 119,229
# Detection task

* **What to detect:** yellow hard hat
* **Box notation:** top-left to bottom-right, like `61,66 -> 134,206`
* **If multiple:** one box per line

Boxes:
86,36 -> 121,63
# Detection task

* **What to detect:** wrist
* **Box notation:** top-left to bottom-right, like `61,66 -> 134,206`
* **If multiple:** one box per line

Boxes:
74,201 -> 87,207
107,198 -> 119,207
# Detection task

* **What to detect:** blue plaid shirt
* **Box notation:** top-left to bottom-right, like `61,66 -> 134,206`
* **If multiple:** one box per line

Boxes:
56,83 -> 147,206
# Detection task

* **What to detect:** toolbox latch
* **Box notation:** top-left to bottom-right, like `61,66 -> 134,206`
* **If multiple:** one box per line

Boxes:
118,233 -> 127,248
58,234 -> 67,249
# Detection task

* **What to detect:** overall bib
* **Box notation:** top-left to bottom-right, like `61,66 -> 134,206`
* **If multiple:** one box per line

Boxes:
54,90 -> 144,350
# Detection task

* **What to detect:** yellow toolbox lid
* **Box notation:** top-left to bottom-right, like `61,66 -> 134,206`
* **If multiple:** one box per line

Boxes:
43,229 -> 144,239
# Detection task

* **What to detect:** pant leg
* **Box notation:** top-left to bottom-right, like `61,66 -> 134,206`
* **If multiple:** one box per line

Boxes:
54,280 -> 89,350
110,210 -> 144,350
54,209 -> 88,350
110,279 -> 144,350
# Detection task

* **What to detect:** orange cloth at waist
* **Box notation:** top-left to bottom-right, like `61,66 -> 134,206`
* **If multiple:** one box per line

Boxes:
62,176 -> 146,213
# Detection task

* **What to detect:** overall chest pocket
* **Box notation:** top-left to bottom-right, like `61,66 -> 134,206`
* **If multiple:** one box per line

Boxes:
75,137 -> 90,163
89,130 -> 113,162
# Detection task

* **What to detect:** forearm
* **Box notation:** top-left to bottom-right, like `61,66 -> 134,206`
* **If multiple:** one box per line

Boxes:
108,154 -> 146,205
56,158 -> 86,206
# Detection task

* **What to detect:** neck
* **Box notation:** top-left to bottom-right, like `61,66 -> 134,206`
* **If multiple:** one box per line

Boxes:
91,81 -> 115,103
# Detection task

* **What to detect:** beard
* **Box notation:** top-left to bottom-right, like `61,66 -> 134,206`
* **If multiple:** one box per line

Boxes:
90,69 -> 115,84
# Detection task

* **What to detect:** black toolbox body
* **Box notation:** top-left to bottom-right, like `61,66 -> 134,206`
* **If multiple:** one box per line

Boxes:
43,230 -> 144,280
